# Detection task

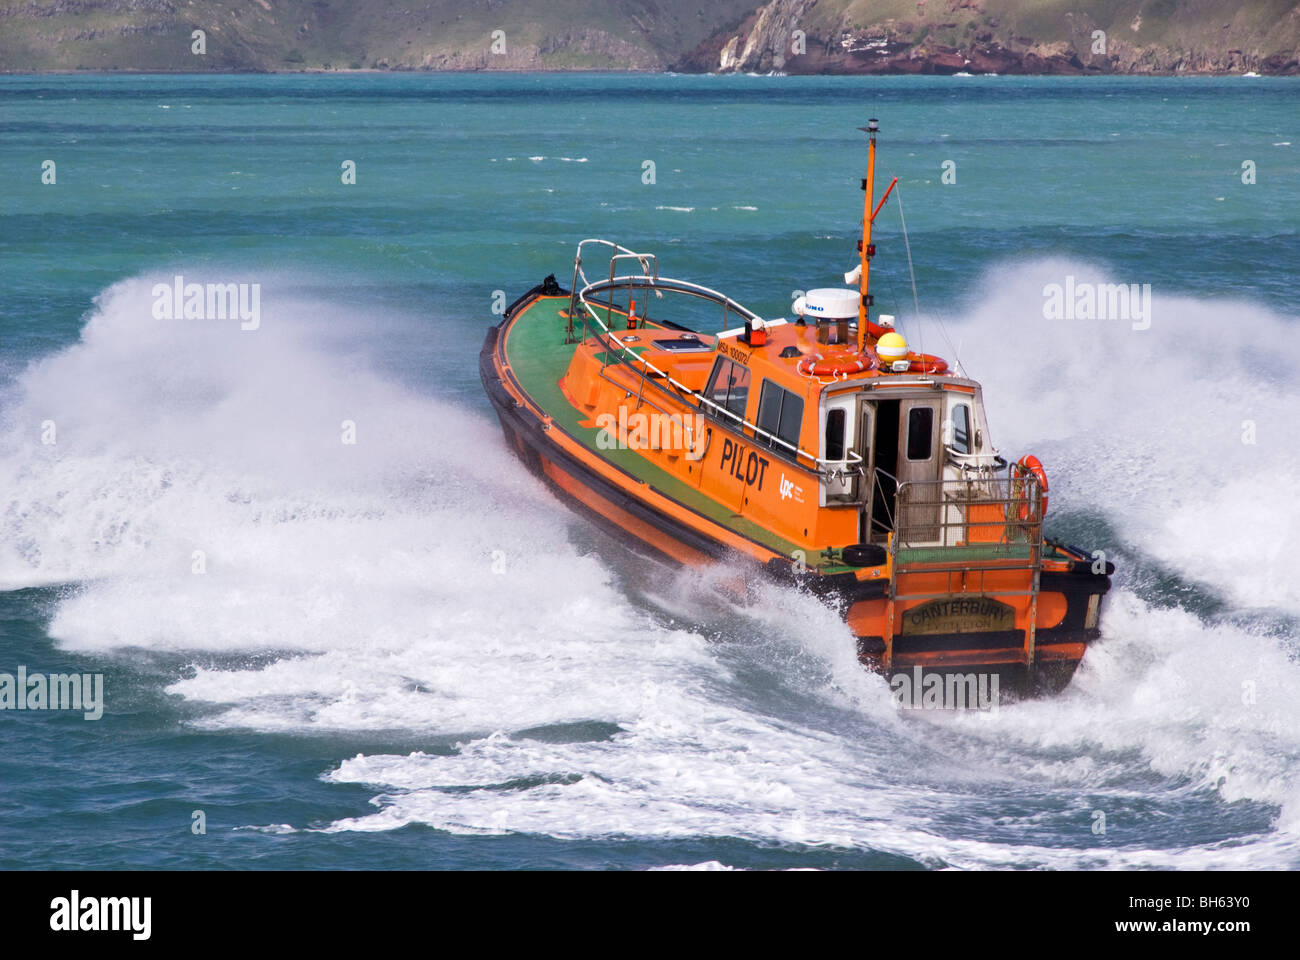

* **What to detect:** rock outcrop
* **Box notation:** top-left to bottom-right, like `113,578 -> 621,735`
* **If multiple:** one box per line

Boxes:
716,0 -> 816,72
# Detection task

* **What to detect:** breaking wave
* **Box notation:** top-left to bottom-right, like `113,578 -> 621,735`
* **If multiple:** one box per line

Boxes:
1,263 -> 1296,868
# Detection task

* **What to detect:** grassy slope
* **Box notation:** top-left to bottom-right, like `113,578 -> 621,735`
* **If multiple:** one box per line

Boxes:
0,0 -> 760,72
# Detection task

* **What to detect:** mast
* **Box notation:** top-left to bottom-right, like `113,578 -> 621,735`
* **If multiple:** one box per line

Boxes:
857,118 -> 878,355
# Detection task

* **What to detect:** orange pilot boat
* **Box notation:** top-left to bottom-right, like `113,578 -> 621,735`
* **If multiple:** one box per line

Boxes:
480,120 -> 1112,699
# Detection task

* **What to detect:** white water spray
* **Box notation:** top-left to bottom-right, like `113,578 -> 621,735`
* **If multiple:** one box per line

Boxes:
2,267 -> 1297,867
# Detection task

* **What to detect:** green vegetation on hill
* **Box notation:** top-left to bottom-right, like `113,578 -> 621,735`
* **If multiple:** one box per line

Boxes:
0,0 -> 759,72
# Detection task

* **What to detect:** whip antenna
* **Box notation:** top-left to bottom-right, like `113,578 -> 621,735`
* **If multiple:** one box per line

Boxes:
896,185 -> 963,375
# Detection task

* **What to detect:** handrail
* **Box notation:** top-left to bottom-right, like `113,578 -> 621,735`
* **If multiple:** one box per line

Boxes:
569,239 -> 645,328
570,240 -> 840,474
869,467 -> 898,535
581,274 -> 762,325
577,302 -> 823,469
888,468 -> 1045,554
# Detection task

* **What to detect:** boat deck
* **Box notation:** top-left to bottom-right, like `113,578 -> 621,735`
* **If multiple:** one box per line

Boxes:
503,295 -> 826,568
503,294 -> 1076,579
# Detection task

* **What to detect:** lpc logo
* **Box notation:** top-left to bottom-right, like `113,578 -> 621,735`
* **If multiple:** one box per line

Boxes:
50,891 -> 151,941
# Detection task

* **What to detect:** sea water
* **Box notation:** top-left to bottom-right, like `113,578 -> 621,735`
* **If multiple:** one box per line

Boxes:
0,73 -> 1297,869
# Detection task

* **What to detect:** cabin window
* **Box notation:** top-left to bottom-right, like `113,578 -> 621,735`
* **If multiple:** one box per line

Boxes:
906,406 -> 934,461
825,408 -> 846,461
705,358 -> 751,422
756,380 -> 805,456
950,403 -> 972,455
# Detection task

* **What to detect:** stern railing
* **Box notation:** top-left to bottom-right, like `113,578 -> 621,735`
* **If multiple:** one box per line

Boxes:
891,468 -> 1044,556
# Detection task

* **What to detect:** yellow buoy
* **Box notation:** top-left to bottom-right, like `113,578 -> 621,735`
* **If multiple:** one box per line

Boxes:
876,330 -> 908,363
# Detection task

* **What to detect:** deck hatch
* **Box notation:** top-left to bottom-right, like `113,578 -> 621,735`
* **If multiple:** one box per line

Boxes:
652,336 -> 712,353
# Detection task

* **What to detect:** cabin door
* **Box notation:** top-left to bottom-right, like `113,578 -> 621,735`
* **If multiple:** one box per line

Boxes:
855,401 -> 877,543
896,398 -> 942,543
821,396 -> 857,504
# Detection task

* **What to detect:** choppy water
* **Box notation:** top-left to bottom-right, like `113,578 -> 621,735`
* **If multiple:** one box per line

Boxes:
1,74 -> 1297,869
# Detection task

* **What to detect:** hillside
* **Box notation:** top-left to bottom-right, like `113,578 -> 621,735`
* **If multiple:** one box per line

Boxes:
0,0 -> 1296,74
681,0 -> 1300,74
0,0 -> 759,72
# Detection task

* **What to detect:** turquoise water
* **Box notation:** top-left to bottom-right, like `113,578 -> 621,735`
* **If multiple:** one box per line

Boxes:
1,74 -> 1298,869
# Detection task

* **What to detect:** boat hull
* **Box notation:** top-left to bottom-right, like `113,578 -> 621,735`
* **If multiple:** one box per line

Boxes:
480,291 -> 1110,703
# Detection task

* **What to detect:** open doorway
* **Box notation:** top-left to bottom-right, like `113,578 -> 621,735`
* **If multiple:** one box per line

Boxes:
866,398 -> 899,542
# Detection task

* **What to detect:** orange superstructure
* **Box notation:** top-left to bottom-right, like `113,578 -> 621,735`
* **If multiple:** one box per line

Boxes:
480,122 -> 1112,702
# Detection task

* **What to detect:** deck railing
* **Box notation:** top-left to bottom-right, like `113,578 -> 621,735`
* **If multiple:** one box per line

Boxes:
891,467 -> 1044,558
567,240 -> 858,478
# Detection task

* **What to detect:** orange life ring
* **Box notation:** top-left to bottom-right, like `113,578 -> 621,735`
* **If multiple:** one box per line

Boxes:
797,353 -> 877,377
1011,454 -> 1049,521
908,353 -> 948,374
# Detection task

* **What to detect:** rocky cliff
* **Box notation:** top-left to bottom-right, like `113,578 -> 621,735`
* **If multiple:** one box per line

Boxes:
676,0 -> 1300,75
